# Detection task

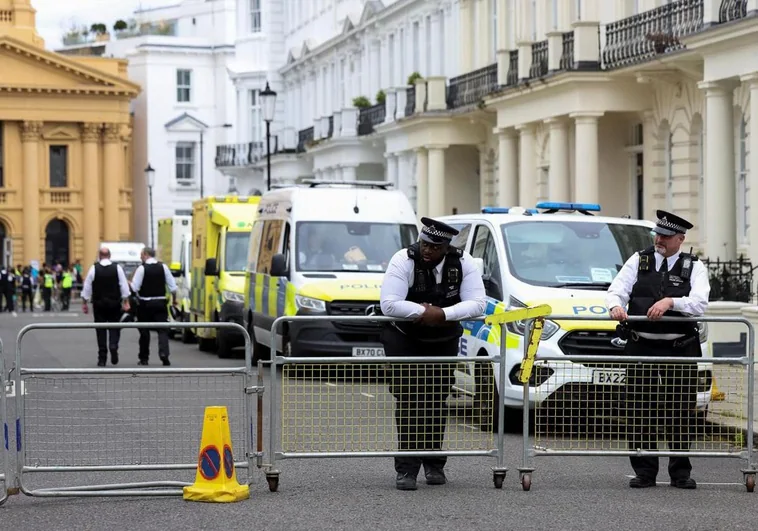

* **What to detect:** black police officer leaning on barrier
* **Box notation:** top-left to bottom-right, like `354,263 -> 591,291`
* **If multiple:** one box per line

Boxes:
379,216 -> 486,491
606,210 -> 711,489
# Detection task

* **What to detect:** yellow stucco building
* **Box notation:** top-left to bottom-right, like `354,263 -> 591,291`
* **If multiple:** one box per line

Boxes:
0,0 -> 140,267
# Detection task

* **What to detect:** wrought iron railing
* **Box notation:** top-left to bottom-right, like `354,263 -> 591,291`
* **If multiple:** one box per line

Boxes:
446,63 -> 498,109
602,0 -> 704,70
506,50 -> 519,85
357,103 -> 386,135
720,0 -> 748,22
297,126 -> 314,153
702,256 -> 755,302
215,142 -> 264,167
405,86 -> 416,116
529,40 -> 549,78
560,31 -> 575,70
327,115 -> 334,138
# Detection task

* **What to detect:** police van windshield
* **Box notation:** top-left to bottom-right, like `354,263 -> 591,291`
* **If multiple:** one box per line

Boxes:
501,221 -> 654,289
225,232 -> 251,272
296,222 -> 418,273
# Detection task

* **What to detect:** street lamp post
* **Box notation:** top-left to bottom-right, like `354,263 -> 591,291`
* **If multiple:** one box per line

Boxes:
260,82 -> 277,191
145,164 -> 156,249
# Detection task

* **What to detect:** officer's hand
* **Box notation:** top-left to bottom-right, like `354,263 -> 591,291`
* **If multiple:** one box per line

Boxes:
122,300 -> 130,312
416,303 -> 446,325
609,306 -> 628,321
647,298 -> 673,320
82,302 -> 89,315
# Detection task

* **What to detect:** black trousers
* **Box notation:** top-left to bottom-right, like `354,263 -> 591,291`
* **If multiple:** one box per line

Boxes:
93,304 -> 122,361
380,325 -> 458,476
20,289 -> 32,311
2,288 -> 14,311
137,300 -> 169,361
61,287 -> 71,310
42,287 -> 52,311
624,336 -> 700,481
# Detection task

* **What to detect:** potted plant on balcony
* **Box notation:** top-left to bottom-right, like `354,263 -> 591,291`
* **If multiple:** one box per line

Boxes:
376,90 -> 386,104
645,31 -> 679,54
352,96 -> 371,109
407,72 -> 422,86
90,22 -> 110,41
113,19 -> 128,33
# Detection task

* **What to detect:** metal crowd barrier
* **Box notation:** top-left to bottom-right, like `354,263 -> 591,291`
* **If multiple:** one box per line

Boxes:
4,322 -> 258,500
1,345 -> 8,507
261,310 -> 550,493
517,315 -> 757,492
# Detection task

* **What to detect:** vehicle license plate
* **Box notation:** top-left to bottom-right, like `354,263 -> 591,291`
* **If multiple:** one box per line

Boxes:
592,369 -> 626,385
352,347 -> 385,357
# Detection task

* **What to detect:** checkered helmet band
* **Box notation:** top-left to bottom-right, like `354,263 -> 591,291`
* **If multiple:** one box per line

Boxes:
657,216 -> 686,233
421,225 -> 455,241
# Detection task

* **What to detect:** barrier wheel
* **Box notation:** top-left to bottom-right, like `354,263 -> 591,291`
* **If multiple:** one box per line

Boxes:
266,474 -> 280,492
746,474 -> 755,493
521,473 -> 532,491
493,471 -> 505,489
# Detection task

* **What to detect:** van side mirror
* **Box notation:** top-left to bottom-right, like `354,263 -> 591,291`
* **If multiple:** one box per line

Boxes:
270,253 -> 288,277
204,258 -> 218,276
472,257 -> 485,278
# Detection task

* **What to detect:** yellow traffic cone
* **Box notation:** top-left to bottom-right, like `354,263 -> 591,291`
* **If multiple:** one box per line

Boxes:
183,406 -> 250,503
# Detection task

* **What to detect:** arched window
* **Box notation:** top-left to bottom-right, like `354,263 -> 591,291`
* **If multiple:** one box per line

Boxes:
737,115 -> 749,243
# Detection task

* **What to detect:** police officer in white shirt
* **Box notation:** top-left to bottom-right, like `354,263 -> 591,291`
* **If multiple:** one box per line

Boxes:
606,210 -> 710,490
380,217 -> 486,491
130,247 -> 178,366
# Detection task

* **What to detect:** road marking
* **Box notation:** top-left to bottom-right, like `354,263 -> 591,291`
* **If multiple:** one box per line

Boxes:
28,313 -> 80,318
324,382 -> 338,387
360,392 -> 375,399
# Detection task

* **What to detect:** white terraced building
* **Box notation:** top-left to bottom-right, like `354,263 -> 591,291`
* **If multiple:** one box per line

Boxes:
216,0 -> 758,270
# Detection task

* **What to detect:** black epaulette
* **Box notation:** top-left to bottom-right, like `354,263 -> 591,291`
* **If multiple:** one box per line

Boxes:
447,247 -> 463,258
406,242 -> 420,259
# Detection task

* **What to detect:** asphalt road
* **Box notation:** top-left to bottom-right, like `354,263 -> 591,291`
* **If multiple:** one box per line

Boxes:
1,310 -> 758,531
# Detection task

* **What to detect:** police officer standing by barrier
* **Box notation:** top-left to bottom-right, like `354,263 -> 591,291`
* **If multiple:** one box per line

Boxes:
379,217 -> 486,491
41,266 -> 54,312
81,247 -> 132,366
61,266 -> 74,310
130,247 -> 177,366
0,265 -> 14,312
606,210 -> 710,490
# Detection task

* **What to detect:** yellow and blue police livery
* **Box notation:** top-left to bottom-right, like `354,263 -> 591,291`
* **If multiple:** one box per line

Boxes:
440,202 -> 713,427
244,181 -> 419,360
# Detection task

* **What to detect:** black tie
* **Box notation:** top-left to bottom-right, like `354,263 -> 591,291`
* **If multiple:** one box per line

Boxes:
660,258 -> 669,274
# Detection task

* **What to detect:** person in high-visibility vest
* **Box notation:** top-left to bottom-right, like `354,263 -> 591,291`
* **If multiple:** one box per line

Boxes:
61,267 -> 74,310
42,266 -> 55,312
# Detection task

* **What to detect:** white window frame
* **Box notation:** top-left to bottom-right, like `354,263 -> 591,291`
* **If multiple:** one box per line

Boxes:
250,89 -> 262,144
412,21 -> 420,73
551,0 -> 558,30
665,129 -> 674,208
575,0 -> 582,20
492,0 -> 498,59
699,127 -> 705,236
175,142 -> 196,185
531,0 -> 537,41
250,0 -> 262,33
425,16 -> 432,76
737,116 -> 749,243
176,69 -> 191,103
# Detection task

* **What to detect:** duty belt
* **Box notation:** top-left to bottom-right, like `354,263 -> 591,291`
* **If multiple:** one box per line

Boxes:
628,330 -> 699,349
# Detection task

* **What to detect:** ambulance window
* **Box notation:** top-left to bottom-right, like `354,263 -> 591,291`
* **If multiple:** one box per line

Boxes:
257,220 -> 284,274
282,222 -> 292,272
471,225 -> 503,300
247,221 -> 264,272
448,223 -> 471,250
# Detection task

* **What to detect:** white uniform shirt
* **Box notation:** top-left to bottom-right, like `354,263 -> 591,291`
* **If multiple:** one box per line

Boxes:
80,259 -> 131,302
130,258 -> 178,300
380,248 -> 487,322
605,250 -> 710,339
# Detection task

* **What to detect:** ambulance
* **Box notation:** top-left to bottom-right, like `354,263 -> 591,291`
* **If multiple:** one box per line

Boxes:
190,196 -> 260,358
438,202 -> 713,430
157,216 -> 192,341
244,181 -> 418,361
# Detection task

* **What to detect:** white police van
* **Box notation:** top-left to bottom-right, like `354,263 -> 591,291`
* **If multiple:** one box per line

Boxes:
439,202 -> 712,430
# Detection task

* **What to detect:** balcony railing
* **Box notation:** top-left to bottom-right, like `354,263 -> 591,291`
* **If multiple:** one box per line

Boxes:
602,0 -> 704,70
40,189 -> 80,206
297,127 -> 314,152
720,0 -> 748,22
357,103 -> 386,135
405,86 -> 416,116
702,256 -> 755,302
446,63 -> 498,109
215,142 -> 264,168
559,31 -> 575,70
507,50 -> 519,86
529,40 -> 549,78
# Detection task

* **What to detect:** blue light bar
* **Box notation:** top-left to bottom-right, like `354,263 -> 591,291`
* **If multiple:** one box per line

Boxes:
535,202 -> 602,212
481,207 -> 538,214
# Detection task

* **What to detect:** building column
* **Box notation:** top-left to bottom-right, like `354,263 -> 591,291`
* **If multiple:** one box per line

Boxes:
415,148 -> 429,217
459,0 -> 473,73
427,146 -> 447,217
545,118 -> 570,201
571,112 -> 603,204
699,80 -> 736,259
477,0 -> 492,69
430,10 -> 443,77
81,123 -> 102,263
744,73 -> 758,264
21,120 -> 42,264
517,124 -> 536,207
497,128 -> 518,206
102,124 -> 122,241
385,153 -> 399,188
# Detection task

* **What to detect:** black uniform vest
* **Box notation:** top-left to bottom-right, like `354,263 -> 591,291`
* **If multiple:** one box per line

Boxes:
627,247 -> 699,336
139,263 -> 166,298
92,263 -> 121,307
394,243 -> 464,342
0,270 -> 8,286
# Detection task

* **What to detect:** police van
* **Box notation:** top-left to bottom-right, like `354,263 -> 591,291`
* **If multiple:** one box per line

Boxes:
438,202 -> 712,430
244,181 -> 419,361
